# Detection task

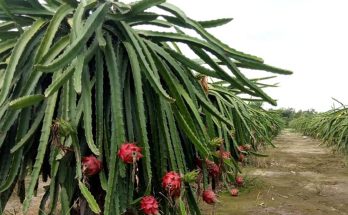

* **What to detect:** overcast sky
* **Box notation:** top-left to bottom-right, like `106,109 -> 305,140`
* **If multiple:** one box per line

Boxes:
163,0 -> 348,111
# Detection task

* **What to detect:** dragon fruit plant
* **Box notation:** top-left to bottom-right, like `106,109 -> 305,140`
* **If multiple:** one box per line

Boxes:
291,107 -> 348,153
0,0 -> 290,214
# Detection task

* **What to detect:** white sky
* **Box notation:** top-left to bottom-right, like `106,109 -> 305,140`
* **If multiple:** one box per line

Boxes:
165,0 -> 348,111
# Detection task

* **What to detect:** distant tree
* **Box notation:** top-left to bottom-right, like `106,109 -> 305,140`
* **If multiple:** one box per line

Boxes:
274,108 -> 316,126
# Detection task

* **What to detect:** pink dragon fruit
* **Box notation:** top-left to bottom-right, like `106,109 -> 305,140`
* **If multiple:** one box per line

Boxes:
82,155 -> 102,176
117,143 -> 143,164
140,196 -> 160,215
162,171 -> 182,197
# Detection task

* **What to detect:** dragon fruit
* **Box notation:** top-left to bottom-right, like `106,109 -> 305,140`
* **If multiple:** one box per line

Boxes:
117,143 -> 143,164
236,176 -> 244,186
140,196 -> 159,215
216,150 -> 231,159
206,160 -> 220,177
82,155 -> 102,176
230,188 -> 239,197
202,190 -> 218,205
196,158 -> 220,177
238,145 -> 245,152
162,171 -> 182,197
238,153 -> 245,162
238,144 -> 251,152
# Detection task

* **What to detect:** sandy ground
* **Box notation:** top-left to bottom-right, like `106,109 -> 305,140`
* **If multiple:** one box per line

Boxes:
204,129 -> 348,215
3,179 -> 49,215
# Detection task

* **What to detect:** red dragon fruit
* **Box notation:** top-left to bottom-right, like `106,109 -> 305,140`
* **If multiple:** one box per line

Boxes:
230,188 -> 239,197
82,155 -> 102,176
238,153 -> 245,162
162,171 -> 182,197
202,190 -> 218,205
236,176 -> 244,186
238,145 -> 245,152
216,150 -> 231,159
238,144 -> 251,152
117,143 -> 143,164
140,196 -> 160,215
206,160 -> 220,177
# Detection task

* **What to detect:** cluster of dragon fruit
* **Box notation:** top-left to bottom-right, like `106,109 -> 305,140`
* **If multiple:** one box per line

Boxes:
81,142 -> 252,214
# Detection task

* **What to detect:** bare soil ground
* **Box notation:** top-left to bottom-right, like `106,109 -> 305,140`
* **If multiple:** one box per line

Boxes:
204,129 -> 348,215
3,179 -> 49,215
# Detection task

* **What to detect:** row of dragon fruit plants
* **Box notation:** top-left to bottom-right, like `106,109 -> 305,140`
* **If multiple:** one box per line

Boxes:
0,0 -> 291,214
290,105 -> 348,154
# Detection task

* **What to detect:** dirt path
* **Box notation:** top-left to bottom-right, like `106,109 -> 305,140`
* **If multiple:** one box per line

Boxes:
210,129 -> 348,215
